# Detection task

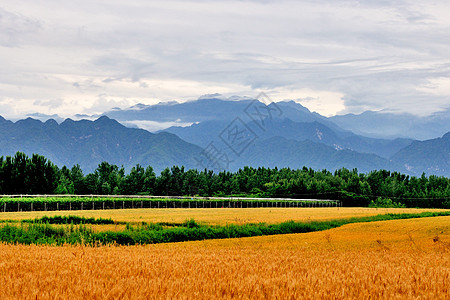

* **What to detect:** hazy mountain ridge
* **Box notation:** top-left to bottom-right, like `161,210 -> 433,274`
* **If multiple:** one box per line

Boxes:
390,132 -> 450,176
142,97 -> 414,159
0,116 -> 203,173
105,97 -> 255,123
330,109 -> 450,140
102,96 -> 343,133
1,96 -> 448,176
233,137 -> 406,174
25,95 -> 448,141
165,117 -> 413,159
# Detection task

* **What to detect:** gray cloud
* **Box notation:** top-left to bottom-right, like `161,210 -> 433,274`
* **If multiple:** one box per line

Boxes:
0,7 -> 41,47
0,0 -> 449,118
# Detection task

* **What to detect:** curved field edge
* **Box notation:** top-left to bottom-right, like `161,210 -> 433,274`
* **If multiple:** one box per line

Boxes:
0,216 -> 449,299
1,211 -> 449,245
2,207 -> 448,225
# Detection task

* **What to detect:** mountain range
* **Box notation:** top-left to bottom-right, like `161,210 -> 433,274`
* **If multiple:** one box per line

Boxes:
330,109 -> 450,140
390,132 -> 449,176
0,115 -> 202,173
2,95 -> 449,176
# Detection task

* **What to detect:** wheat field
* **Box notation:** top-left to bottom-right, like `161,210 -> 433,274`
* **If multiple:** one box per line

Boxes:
0,207 -> 446,225
0,215 -> 448,299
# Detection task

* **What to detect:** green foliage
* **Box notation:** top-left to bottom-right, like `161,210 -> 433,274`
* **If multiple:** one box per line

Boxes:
55,174 -> 75,194
0,152 -> 449,208
0,152 -> 58,194
182,219 -> 201,228
23,215 -> 115,225
368,197 -> 406,208
443,199 -> 450,209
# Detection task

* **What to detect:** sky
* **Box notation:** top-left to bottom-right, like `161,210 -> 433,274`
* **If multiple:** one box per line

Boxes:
1,0 -> 450,120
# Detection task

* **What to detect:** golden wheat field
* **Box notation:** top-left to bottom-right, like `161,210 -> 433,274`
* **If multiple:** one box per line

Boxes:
0,215 -> 449,299
0,207 -> 447,225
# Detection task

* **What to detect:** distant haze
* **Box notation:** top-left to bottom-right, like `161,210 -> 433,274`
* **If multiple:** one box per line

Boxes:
1,1 -> 450,119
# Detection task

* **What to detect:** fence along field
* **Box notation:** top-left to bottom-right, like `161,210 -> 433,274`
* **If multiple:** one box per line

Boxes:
0,194 -> 340,212
0,216 -> 448,299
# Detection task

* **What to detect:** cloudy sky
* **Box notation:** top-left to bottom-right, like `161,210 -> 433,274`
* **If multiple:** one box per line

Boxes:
1,0 -> 450,119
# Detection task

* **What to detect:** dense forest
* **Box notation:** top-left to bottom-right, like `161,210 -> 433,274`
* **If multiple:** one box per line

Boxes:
0,152 -> 448,208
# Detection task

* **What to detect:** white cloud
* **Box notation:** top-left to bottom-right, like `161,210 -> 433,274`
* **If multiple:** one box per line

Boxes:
0,0 -> 449,119
417,77 -> 450,96
121,120 -> 194,132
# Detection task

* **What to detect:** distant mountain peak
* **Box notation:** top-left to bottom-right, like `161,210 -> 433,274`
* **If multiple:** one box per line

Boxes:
94,115 -> 123,128
61,118 -> 75,125
96,115 -> 111,121
16,117 -> 43,126
198,93 -> 226,100
274,100 -> 311,113
128,103 -> 150,110
44,119 -> 58,127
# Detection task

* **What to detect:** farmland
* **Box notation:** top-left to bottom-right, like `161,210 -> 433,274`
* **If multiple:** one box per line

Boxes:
0,215 -> 448,299
0,207 -> 446,225
1,208 -> 449,246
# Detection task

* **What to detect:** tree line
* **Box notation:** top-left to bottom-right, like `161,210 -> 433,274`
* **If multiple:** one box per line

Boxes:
0,152 -> 449,208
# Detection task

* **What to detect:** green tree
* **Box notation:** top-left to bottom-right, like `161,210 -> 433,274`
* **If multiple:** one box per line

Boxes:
55,174 -> 75,194
70,164 -> 86,194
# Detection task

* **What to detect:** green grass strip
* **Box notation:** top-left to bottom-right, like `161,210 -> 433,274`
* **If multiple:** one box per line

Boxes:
0,215 -> 115,225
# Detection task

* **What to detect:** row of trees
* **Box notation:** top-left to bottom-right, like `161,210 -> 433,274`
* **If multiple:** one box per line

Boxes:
0,152 -> 449,207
